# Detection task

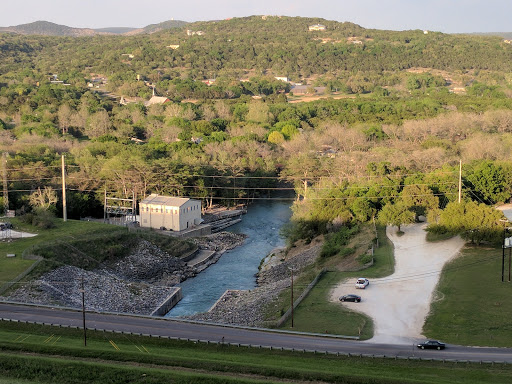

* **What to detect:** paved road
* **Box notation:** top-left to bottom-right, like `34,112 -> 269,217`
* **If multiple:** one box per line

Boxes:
1,302 -> 512,362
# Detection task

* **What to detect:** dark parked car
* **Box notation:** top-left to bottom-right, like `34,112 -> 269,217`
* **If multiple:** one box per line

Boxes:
339,294 -> 361,303
0,222 -> 13,231
417,340 -> 446,350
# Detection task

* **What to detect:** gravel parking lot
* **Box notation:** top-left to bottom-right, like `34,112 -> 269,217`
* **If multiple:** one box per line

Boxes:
330,223 -> 465,344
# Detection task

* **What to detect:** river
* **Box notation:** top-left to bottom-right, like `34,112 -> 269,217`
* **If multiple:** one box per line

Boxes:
166,199 -> 292,317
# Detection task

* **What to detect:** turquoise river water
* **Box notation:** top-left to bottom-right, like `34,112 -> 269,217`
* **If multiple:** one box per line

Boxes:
166,199 -> 292,317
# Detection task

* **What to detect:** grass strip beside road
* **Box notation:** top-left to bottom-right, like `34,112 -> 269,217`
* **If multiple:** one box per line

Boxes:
0,352 -> 275,384
1,321 -> 512,384
424,245 -> 512,347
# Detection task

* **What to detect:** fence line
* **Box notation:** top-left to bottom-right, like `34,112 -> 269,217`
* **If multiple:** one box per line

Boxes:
276,268 -> 327,328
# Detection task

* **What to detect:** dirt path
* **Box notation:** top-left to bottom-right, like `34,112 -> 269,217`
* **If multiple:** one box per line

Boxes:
330,223 -> 465,345
0,230 -> 37,239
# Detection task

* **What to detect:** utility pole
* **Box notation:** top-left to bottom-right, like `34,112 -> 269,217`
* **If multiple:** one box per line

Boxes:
503,229 -> 505,283
133,190 -> 136,223
2,152 -> 8,215
61,155 -> 67,222
509,246 -> 511,282
289,267 -> 295,328
103,188 -> 107,223
458,159 -> 462,204
81,274 -> 87,347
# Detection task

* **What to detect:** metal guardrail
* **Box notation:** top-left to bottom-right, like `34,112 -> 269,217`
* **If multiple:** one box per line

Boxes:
0,317 -> 507,365
0,300 -> 359,340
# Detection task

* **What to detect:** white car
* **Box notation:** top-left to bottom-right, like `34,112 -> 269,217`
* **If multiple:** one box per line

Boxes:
355,278 -> 369,289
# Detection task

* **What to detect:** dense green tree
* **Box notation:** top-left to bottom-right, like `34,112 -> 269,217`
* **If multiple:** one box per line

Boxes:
432,200 -> 504,244
377,201 -> 416,232
400,184 -> 439,217
465,161 -> 512,204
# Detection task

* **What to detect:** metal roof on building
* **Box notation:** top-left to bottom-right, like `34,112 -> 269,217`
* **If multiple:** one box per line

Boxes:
140,194 -> 197,207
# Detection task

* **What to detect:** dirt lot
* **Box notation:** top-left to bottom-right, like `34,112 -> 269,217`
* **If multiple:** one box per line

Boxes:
330,223 -> 465,345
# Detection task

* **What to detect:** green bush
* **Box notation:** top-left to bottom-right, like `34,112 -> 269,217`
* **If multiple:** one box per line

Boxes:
320,225 -> 359,258
280,219 -> 327,245
358,252 -> 373,265
19,208 -> 56,229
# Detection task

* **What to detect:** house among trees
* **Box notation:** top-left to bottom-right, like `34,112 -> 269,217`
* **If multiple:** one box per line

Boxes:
139,194 -> 202,231
145,96 -> 171,106
186,29 -> 205,36
290,85 -> 327,95
308,24 -> 326,31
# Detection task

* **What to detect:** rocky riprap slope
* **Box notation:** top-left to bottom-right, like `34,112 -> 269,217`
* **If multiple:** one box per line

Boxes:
2,232 -> 246,315
104,239 -> 196,285
186,241 -> 322,327
5,265 -> 174,314
191,232 -> 246,252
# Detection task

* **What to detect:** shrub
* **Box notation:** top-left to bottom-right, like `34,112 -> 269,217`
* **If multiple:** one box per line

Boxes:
19,208 -> 56,229
358,252 -> 373,265
280,219 -> 327,245
320,225 -> 359,258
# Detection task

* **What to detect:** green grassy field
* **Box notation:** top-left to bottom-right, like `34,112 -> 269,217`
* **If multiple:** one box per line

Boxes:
2,321 -> 512,384
423,245 -> 512,347
0,219 -> 121,286
279,270 -> 374,338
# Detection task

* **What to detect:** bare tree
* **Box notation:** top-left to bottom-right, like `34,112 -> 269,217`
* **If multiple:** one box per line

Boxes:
29,187 -> 58,210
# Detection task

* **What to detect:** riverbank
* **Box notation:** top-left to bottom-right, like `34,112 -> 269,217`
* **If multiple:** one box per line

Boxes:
184,238 -> 322,326
0,232 -> 246,315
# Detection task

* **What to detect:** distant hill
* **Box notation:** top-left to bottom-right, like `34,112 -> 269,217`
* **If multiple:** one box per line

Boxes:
0,20 -> 97,37
141,20 -> 189,34
0,19 -> 188,37
471,32 -> 512,39
93,27 -> 138,34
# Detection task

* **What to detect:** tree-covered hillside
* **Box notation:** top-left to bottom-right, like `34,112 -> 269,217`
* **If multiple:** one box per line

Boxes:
1,16 -> 512,242
0,19 -> 189,37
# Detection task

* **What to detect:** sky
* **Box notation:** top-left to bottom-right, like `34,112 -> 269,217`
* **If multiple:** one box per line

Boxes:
1,0 -> 510,34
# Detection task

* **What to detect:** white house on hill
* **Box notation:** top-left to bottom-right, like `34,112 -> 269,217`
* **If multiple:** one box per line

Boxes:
308,24 -> 326,31
139,194 -> 201,231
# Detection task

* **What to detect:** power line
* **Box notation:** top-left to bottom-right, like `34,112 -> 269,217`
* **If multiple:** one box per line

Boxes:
5,163 -> 458,181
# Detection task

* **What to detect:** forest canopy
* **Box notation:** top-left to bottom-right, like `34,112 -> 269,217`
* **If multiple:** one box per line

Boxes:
1,16 -> 512,242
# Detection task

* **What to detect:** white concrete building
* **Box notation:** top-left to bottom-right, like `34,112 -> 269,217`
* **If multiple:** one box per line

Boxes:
308,24 -> 326,31
139,194 -> 201,231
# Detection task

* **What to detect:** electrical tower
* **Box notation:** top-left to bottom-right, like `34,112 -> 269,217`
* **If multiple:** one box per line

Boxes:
103,191 -> 137,225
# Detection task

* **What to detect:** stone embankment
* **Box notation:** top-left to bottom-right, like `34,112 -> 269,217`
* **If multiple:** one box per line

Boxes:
1,232 -> 246,315
186,239 -> 322,327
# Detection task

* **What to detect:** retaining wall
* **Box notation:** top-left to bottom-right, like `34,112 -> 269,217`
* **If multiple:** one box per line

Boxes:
150,286 -> 183,316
